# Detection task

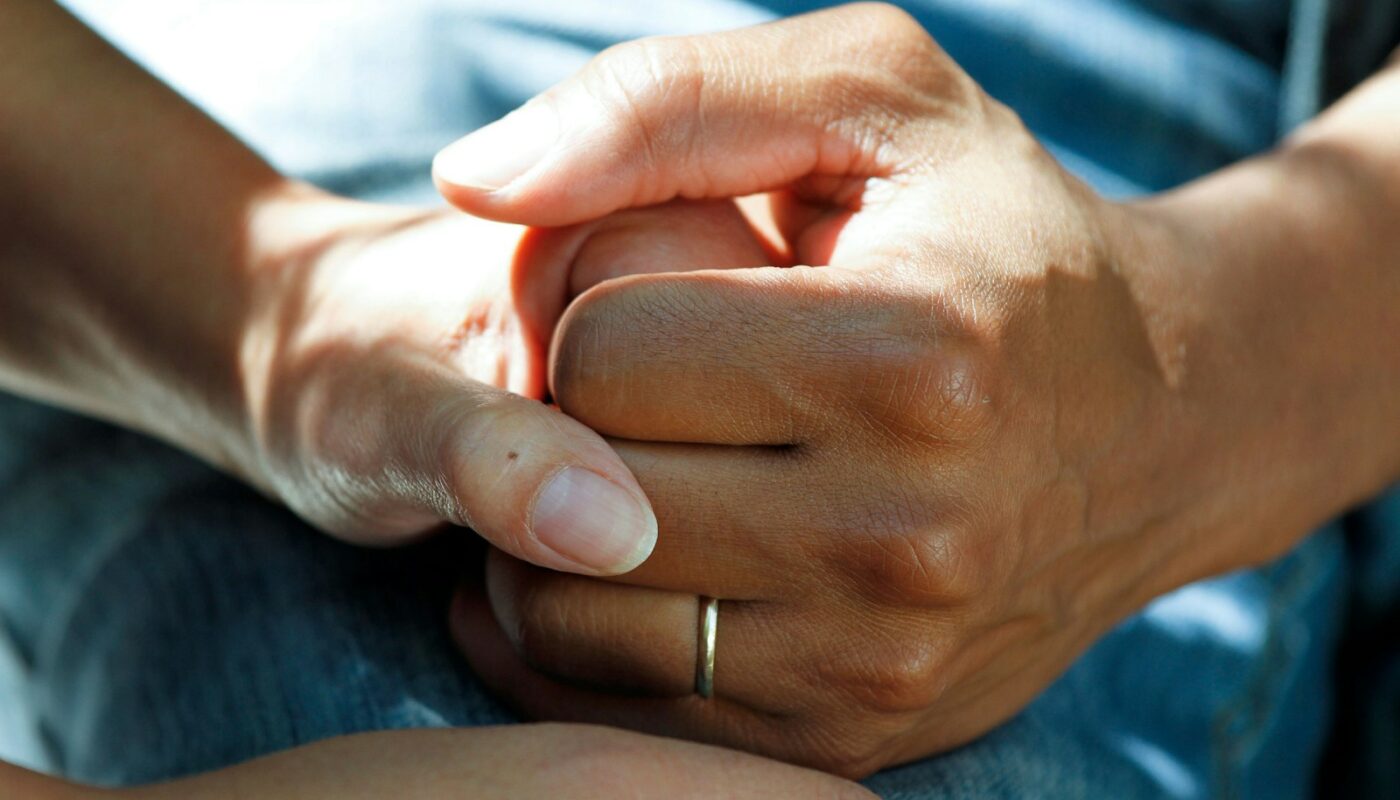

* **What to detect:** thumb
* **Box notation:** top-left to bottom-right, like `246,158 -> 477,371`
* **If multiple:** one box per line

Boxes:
433,4 -> 962,227
435,385 -> 657,575
322,359 -> 657,576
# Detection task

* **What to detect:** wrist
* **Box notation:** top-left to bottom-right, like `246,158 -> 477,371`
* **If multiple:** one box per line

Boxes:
229,182 -> 409,491
1117,144 -> 1400,578
117,178 -> 352,492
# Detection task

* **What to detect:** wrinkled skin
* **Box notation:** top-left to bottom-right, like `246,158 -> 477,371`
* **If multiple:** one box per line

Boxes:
440,4 -> 1390,778
239,196 -> 770,570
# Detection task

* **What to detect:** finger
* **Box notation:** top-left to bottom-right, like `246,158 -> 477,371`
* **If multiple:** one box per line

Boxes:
511,199 -> 779,365
595,440 -> 822,598
549,265 -> 878,445
485,551 -> 813,712
565,199 -> 785,295
433,4 -> 970,226
589,438 -> 963,613
316,351 -> 657,576
452,584 -> 895,781
452,582 -> 780,750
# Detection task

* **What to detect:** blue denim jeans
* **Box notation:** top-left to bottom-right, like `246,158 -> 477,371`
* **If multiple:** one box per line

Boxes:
2,1 -> 1396,797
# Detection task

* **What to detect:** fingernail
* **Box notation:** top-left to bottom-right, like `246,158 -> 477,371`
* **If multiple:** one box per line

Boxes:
531,467 -> 657,574
433,101 -> 559,191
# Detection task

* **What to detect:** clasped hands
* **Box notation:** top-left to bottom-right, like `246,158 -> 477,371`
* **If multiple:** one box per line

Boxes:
243,3 -> 1318,779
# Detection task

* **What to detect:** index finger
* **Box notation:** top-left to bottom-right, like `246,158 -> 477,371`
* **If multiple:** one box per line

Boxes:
434,3 -> 959,226
550,265 -> 888,446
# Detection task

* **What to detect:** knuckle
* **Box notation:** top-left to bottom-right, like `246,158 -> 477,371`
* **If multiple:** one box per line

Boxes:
851,1 -> 923,28
585,36 -> 705,174
822,284 -> 1000,449
860,643 -> 946,715
847,525 -> 987,608
820,482 -> 991,608
827,3 -> 975,110
594,35 -> 701,98
923,354 -> 998,442
853,347 -> 998,449
851,3 -> 937,54
819,633 -> 947,716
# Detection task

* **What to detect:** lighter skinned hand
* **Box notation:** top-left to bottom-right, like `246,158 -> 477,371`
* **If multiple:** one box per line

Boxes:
112,725 -> 872,799
239,193 -> 770,575
432,3 -> 1349,777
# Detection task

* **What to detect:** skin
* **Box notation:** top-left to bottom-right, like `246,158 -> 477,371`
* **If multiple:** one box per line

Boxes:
0,1 -> 869,797
4,725 -> 870,800
2,0 -> 1396,792
0,0 -> 771,580
434,3 -> 1400,779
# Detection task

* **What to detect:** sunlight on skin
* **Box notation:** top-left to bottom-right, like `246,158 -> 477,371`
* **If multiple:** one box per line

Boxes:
433,5 -> 1400,777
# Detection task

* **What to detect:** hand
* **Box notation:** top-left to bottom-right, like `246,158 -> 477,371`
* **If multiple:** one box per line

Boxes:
435,3 -> 1396,776
238,192 -> 771,575
0,0 -> 770,578
97,725 -> 872,799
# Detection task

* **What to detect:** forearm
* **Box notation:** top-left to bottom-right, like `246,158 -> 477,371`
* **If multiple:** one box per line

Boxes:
0,760 -> 103,800
1128,58 -> 1400,571
0,0 -> 317,480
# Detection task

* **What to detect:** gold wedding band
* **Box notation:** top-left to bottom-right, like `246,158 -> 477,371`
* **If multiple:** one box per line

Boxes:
696,596 -> 718,699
